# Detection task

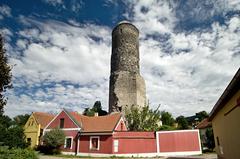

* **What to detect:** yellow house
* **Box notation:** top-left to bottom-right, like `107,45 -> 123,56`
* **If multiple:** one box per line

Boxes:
209,68 -> 240,159
24,112 -> 54,148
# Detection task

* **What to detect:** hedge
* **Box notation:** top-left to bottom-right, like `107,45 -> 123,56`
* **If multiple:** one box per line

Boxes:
0,146 -> 38,159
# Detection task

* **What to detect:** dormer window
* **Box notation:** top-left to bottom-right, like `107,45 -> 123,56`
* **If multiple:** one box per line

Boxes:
60,118 -> 64,128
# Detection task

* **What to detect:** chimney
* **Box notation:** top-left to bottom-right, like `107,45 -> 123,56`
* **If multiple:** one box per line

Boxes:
94,112 -> 98,117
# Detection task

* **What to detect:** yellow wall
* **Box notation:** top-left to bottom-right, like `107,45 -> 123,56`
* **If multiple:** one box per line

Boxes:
24,114 -> 41,148
212,90 -> 240,159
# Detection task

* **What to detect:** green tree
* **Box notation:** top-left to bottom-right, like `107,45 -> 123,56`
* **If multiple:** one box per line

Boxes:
206,127 -> 215,151
176,115 -> 189,129
0,115 -> 28,148
83,101 -> 107,116
125,105 -> 161,131
0,34 -> 12,115
160,111 -> 175,126
0,114 -> 12,128
13,114 -> 30,127
4,126 -> 28,148
42,128 -> 65,154
196,111 -> 209,122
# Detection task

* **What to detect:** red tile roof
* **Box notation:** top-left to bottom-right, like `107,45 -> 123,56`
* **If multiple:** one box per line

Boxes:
33,112 -> 55,129
68,111 -> 122,133
196,118 -> 212,129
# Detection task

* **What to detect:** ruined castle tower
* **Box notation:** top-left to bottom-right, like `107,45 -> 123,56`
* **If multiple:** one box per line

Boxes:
109,21 -> 146,113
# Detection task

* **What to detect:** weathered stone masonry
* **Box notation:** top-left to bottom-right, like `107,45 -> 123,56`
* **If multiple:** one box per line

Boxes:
109,22 -> 146,113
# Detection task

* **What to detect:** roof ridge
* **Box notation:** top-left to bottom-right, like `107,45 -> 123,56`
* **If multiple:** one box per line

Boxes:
64,109 -> 82,128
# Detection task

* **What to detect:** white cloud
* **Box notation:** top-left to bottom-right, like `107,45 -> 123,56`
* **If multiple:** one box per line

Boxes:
5,17 -> 111,117
42,0 -> 83,13
0,5 -> 12,19
43,0 -> 64,6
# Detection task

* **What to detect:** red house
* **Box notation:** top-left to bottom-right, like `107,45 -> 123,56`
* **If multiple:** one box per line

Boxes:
44,109 -> 201,157
44,109 -> 128,156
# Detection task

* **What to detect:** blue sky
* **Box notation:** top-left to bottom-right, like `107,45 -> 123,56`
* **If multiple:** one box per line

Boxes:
0,0 -> 240,117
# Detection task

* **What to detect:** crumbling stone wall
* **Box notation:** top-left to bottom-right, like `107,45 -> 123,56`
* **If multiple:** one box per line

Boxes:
109,22 -> 146,113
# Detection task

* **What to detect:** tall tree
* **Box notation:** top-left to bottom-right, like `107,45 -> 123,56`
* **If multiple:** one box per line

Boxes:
176,115 -> 189,129
160,111 -> 175,126
0,115 -> 28,148
125,105 -> 161,131
83,101 -> 107,116
0,34 -> 12,115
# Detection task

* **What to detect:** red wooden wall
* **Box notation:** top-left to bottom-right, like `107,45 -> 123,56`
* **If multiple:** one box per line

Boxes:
60,130 -> 78,152
158,130 -> 201,152
46,111 -> 78,129
79,135 -> 113,154
113,131 -> 156,154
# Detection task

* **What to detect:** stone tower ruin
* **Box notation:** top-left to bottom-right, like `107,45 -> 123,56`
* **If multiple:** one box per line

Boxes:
109,21 -> 146,113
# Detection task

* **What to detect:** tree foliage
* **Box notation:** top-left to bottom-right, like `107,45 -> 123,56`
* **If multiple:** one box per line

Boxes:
160,125 -> 176,131
3,126 -> 28,148
0,34 -> 12,115
13,114 -> 30,127
206,127 -> 215,151
0,115 -> 28,148
0,146 -> 38,159
83,101 -> 108,116
176,115 -> 189,129
196,111 -> 209,122
43,128 -> 65,149
125,105 -> 161,131
160,111 -> 175,126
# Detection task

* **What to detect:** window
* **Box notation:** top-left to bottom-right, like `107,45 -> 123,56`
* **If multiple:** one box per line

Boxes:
27,138 -> 31,145
64,137 -> 72,149
90,136 -> 100,150
121,122 -> 124,131
113,140 -> 119,152
60,118 -> 64,128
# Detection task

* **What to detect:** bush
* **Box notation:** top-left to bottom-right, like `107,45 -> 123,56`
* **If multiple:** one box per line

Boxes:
36,145 -> 61,155
41,128 -> 65,154
0,146 -> 38,159
0,124 -> 28,148
160,125 -> 176,131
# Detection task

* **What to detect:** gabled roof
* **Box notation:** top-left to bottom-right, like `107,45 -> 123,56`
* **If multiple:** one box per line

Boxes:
196,118 -> 211,129
33,112 -> 55,129
67,110 -> 122,133
209,68 -> 240,121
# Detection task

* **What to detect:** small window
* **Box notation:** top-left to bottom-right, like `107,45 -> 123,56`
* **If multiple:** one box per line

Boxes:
60,118 -> 64,128
27,138 -> 31,145
121,122 -> 124,131
64,137 -> 72,149
113,140 -> 119,152
90,136 -> 100,150
216,136 -> 220,146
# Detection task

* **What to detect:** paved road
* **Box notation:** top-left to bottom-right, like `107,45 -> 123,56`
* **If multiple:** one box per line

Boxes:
40,153 -> 217,159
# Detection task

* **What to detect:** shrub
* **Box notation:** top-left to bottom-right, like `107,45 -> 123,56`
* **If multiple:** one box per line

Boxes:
0,146 -> 38,159
0,124 -> 28,148
41,128 -> 65,154
160,125 -> 176,131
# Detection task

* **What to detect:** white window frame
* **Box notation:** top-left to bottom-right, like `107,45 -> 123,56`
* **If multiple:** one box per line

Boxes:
64,136 -> 73,149
89,136 -> 100,151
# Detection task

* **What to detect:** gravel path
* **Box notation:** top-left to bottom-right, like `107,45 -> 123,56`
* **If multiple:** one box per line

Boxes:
39,153 -> 217,159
